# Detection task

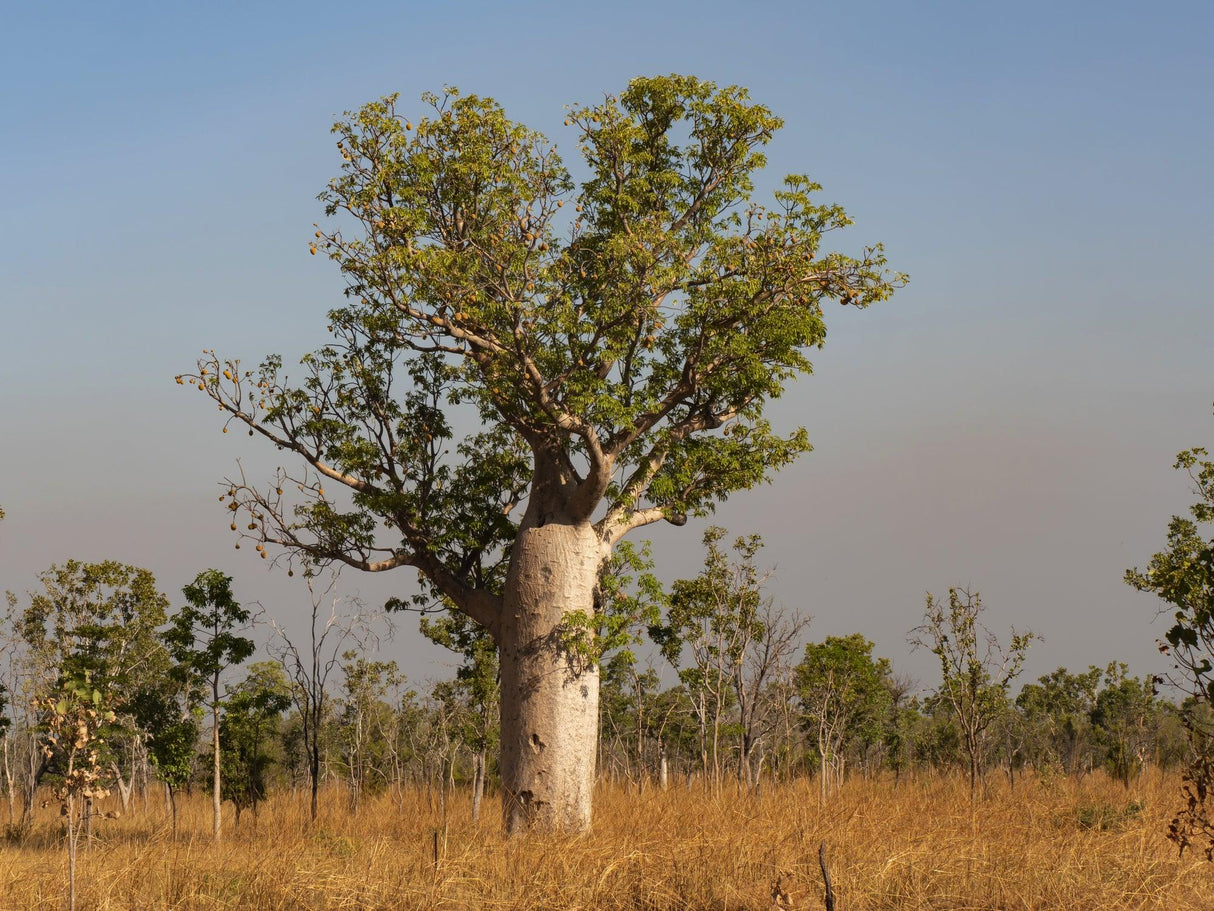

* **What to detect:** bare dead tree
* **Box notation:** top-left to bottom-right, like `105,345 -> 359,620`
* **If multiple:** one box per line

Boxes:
269,574 -> 371,821
733,600 -> 809,790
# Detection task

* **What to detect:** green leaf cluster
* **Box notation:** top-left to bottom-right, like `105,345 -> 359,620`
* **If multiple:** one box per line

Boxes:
184,74 -> 902,632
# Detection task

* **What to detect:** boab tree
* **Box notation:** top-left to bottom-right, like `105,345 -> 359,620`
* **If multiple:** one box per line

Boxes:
180,74 -> 902,831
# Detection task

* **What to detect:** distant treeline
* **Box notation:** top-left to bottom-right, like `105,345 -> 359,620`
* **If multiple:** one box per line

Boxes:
0,543 -> 1190,834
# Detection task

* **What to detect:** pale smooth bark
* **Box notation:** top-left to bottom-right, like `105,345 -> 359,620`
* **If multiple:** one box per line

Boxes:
498,519 -> 602,833
2,732 -> 13,826
212,677 -> 222,843
471,746 -> 486,823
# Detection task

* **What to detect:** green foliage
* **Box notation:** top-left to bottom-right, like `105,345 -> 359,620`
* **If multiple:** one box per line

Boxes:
1126,439 -> 1214,710
335,653 -> 405,800
138,686 -> 201,792
654,526 -> 764,670
36,671 -> 120,911
420,610 -> 498,712
23,560 -> 169,695
184,74 -> 902,627
652,526 -> 782,783
1091,662 -> 1159,786
218,663 -> 291,817
1127,408 -> 1214,857
37,672 -> 120,797
1016,666 -> 1102,773
911,587 -> 1036,798
21,561 -> 171,780
165,569 -> 256,837
796,634 -> 893,755
652,527 -> 763,748
165,569 -> 256,687
1072,799 -> 1144,831
561,540 -> 668,667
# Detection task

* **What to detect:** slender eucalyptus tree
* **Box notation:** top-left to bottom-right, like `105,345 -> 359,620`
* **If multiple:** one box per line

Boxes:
164,570 -> 255,842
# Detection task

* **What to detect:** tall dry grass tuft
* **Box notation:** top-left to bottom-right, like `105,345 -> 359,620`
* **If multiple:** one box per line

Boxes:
1,771 -> 1209,909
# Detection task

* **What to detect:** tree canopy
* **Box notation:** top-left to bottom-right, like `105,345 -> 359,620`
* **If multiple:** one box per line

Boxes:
183,74 -> 903,626
1127,413 -> 1214,857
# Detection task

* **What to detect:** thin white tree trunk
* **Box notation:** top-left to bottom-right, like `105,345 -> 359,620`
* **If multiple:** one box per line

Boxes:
471,747 -> 486,823
111,764 -> 133,813
2,733 -> 13,827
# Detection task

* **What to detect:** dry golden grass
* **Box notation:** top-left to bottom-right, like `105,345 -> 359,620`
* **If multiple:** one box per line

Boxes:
1,771 -> 1209,910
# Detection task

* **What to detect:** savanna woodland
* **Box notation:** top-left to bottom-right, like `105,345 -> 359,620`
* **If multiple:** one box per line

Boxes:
3,76 -> 1214,910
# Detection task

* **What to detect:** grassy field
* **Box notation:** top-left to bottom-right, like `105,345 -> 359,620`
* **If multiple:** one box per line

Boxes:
1,771 -> 1209,910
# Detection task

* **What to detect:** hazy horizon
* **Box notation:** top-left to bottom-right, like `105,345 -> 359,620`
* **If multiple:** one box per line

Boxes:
2,0 -> 1211,691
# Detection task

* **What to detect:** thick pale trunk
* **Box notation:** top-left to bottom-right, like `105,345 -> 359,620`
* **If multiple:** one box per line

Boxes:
498,519 -> 601,833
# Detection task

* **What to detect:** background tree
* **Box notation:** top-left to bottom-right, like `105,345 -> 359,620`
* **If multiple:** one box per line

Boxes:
1127,421 -> 1214,857
909,588 -> 1036,804
2,590 -> 47,829
0,508 -> 6,819
134,663 -> 202,834
420,610 -> 499,820
882,674 -> 922,786
219,662 -> 291,828
1091,662 -> 1159,788
20,560 -> 169,815
0,593 -> 14,825
164,569 -> 255,843
795,634 -> 892,805
182,75 -> 901,830
37,672 -> 118,911
1016,666 -> 1101,775
271,575 -> 366,821
335,652 -> 401,813
731,599 -> 808,789
654,527 -> 767,790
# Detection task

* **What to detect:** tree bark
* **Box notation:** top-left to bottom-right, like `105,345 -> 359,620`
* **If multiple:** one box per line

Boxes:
471,747 -> 486,823
309,736 -> 320,822
497,518 -> 602,833
2,732 -> 13,827
212,678 -> 222,843
111,763 -> 133,813
819,749 -> 828,809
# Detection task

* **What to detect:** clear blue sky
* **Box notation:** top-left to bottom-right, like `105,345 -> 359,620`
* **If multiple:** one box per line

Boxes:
2,0 -> 1211,687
